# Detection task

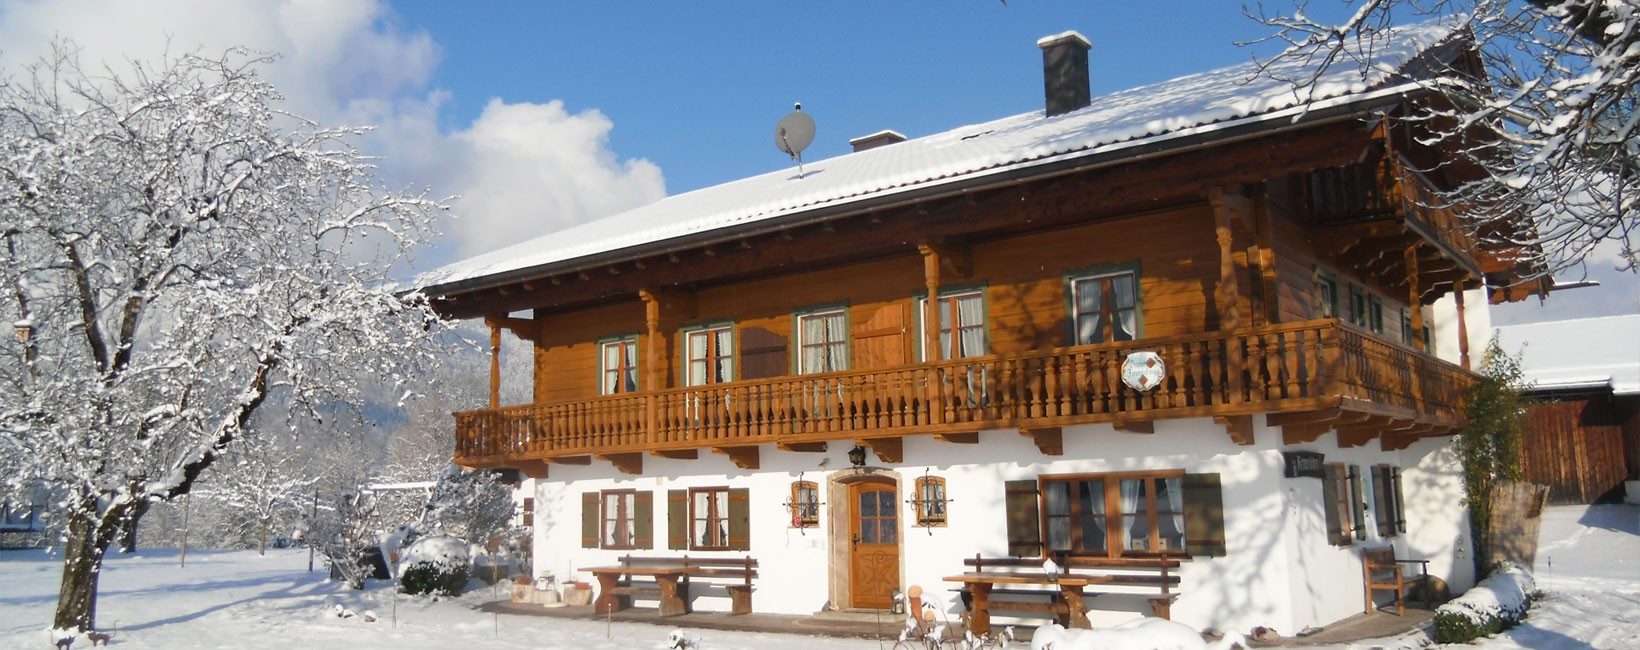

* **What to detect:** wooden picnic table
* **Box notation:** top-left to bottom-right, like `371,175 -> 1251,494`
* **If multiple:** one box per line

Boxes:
944,572 -> 1113,635
585,565 -> 691,616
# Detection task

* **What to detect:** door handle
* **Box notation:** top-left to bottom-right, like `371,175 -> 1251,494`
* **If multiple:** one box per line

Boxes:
852,534 -> 860,549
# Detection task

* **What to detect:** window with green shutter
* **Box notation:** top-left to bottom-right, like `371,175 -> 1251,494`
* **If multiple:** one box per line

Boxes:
1005,472 -> 1225,559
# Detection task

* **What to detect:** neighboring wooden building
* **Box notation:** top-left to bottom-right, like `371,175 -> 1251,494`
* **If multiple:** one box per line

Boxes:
1495,316 -> 1640,504
420,20 -> 1543,633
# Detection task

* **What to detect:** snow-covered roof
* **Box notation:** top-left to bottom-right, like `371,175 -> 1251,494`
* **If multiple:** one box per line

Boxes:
419,19 -> 1460,294
1492,315 -> 1640,395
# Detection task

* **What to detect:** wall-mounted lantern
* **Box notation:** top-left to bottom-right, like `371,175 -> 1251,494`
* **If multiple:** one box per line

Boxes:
847,445 -> 868,468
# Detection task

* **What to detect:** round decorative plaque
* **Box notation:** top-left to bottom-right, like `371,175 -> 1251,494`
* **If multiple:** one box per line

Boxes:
1120,351 -> 1166,392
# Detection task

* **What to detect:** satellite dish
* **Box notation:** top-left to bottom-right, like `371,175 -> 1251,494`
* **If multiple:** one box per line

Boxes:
775,103 -> 815,175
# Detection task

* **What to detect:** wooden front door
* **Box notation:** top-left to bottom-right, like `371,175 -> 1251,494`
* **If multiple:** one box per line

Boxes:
849,478 -> 900,609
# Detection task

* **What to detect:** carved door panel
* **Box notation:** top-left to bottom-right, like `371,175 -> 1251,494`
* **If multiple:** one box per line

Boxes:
848,479 -> 900,609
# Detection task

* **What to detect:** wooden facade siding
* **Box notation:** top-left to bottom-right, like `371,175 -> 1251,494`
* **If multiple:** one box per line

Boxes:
1520,396 -> 1633,504
454,318 -> 1469,465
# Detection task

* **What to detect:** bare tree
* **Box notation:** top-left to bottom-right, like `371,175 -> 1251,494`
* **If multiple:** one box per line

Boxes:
0,44 -> 447,633
199,437 -> 316,555
1247,1 -> 1637,279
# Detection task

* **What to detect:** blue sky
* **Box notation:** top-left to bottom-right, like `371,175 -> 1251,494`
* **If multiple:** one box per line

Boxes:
389,1 -> 1358,195
0,0 -> 1630,323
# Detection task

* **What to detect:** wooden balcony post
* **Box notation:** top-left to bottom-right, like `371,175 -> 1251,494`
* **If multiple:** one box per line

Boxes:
1405,247 -> 1425,354
486,318 -> 501,409
918,244 -> 945,424
1455,289 -> 1471,370
1403,246 -> 1427,413
1210,187 -> 1250,404
640,289 -> 662,444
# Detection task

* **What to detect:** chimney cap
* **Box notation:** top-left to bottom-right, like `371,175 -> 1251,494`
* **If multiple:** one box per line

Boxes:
849,130 -> 908,152
1036,30 -> 1091,50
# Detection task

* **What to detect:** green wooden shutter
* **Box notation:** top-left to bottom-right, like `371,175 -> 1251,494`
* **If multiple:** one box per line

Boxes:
1323,464 -> 1347,546
1004,479 -> 1042,558
1348,465 -> 1366,541
727,488 -> 751,550
1182,473 -> 1228,557
1392,467 -> 1407,534
581,492 -> 599,548
668,490 -> 688,550
635,491 -> 654,549
1372,465 -> 1395,538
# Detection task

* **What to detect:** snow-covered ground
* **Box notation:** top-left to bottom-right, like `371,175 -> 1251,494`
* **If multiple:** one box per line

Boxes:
1,504 -> 1635,649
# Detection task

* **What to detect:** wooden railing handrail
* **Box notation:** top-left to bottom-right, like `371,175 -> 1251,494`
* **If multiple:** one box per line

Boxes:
454,319 -> 1473,462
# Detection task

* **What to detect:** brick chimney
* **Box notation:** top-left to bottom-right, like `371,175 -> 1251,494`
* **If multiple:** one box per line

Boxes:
849,130 -> 907,152
1037,31 -> 1091,117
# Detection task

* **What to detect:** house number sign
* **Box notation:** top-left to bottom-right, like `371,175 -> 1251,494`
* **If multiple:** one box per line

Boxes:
1120,351 -> 1166,392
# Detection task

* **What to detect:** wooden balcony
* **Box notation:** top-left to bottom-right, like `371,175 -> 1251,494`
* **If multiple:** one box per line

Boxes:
454,319 -> 1472,474
1309,155 -> 1495,303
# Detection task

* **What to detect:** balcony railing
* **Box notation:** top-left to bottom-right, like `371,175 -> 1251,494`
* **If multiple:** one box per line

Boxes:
1309,155 -> 1480,256
454,319 -> 1471,463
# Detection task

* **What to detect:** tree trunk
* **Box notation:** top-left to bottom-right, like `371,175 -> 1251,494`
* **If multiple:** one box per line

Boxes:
259,519 -> 268,556
117,499 -> 150,554
54,500 -> 121,632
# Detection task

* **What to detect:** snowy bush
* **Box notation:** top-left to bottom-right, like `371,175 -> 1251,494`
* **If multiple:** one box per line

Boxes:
1434,562 -> 1536,644
398,536 -> 470,597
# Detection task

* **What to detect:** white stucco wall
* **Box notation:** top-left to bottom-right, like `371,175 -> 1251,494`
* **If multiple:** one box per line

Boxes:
529,418 -> 1471,635
1430,287 -> 1492,367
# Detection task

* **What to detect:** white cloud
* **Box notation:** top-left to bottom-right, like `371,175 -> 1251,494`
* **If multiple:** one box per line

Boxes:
447,99 -> 667,257
0,0 -> 665,270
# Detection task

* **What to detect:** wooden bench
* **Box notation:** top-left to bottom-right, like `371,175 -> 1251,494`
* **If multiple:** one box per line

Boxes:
946,555 -> 1182,635
1362,546 -> 1430,615
584,555 -> 757,617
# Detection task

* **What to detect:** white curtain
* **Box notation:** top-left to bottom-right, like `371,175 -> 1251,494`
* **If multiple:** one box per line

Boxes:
603,344 -> 620,394
688,332 -> 707,386
802,315 -> 825,373
1164,477 -> 1184,550
1081,481 -> 1107,550
621,342 -> 637,392
937,299 -> 953,359
713,330 -> 733,382
824,313 -> 847,371
1076,279 -> 1103,344
1045,483 -> 1070,551
1113,274 -> 1137,340
1120,479 -> 1143,551
694,492 -> 709,547
957,295 -> 985,357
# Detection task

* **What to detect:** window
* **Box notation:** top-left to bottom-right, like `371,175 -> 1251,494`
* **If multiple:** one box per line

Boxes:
601,490 -> 638,549
1315,271 -> 1339,318
1039,473 -> 1185,557
690,487 -> 731,550
670,488 -> 750,550
1069,268 -> 1140,345
1401,310 -> 1414,345
913,475 -> 948,527
600,336 -> 639,395
1323,463 -> 1367,546
684,324 -> 734,386
581,490 -> 652,549
1369,297 -> 1385,335
790,481 -> 819,527
1349,285 -> 1371,329
522,497 -> 535,527
1372,465 -> 1407,537
796,307 -> 849,374
920,290 -> 987,360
